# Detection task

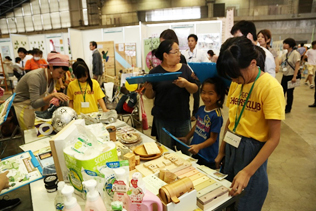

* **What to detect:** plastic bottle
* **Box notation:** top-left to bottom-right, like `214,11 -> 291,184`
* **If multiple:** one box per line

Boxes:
113,168 -> 130,210
55,181 -> 65,211
82,180 -> 107,211
61,185 -> 82,211
128,172 -> 163,211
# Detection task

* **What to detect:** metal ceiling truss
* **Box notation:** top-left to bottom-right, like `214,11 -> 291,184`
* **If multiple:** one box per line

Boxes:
0,0 -> 30,17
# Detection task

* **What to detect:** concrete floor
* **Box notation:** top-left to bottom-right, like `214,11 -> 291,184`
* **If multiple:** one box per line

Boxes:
1,71 -> 315,210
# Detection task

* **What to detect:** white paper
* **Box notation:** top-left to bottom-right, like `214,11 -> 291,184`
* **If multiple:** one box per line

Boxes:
287,79 -> 300,89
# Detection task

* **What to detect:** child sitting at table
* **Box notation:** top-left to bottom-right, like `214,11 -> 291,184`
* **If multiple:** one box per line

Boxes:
178,77 -> 226,169
67,59 -> 108,114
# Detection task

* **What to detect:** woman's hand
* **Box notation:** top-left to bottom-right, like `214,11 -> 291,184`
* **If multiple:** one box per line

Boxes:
178,137 -> 188,144
291,77 -> 297,83
53,93 -> 69,102
188,144 -> 200,155
0,171 -> 10,191
173,77 -> 188,88
214,152 -> 225,169
229,169 -> 251,196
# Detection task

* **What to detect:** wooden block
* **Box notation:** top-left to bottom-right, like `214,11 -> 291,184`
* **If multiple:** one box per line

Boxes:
193,176 -> 212,187
143,162 -> 152,168
129,164 -> 135,171
162,160 -> 171,166
164,154 -> 173,159
123,152 -> 135,164
197,183 -> 222,198
156,162 -> 165,168
174,166 -> 196,177
194,179 -> 217,191
148,164 -> 158,171
151,168 -> 160,174
135,156 -> 140,165
178,170 -> 199,179
189,172 -> 205,181
169,157 -> 178,163
198,186 -> 229,205
164,171 -> 177,183
169,163 -> 192,173
174,160 -> 183,166
144,142 -> 161,155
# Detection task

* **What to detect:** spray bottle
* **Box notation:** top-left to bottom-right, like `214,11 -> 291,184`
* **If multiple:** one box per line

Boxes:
82,180 -> 107,211
61,185 -> 82,211
55,181 -> 65,211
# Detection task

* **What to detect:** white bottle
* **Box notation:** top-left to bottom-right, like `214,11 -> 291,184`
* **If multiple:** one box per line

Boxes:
113,168 -> 130,210
55,181 -> 65,211
82,180 -> 107,211
61,185 -> 82,211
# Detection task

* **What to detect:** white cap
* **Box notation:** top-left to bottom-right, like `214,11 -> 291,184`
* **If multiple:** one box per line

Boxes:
58,181 -> 65,191
82,180 -> 99,202
61,185 -> 78,209
114,168 -> 126,180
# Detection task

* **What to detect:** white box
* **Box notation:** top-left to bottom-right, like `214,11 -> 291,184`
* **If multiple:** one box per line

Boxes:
162,189 -> 197,211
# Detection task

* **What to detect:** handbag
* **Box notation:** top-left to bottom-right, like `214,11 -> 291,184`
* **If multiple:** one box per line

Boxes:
140,94 -> 149,130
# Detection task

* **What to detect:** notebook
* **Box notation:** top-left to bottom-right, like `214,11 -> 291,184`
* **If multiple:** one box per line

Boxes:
126,72 -> 181,84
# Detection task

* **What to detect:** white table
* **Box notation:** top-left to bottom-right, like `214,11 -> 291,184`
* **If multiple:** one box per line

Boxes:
22,120 -> 235,211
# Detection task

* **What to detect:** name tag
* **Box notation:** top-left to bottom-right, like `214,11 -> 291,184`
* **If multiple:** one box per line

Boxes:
81,102 -> 90,108
224,131 -> 242,148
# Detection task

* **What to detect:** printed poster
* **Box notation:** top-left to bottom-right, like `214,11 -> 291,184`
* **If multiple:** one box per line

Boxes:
0,151 -> 43,196
1,46 -> 11,58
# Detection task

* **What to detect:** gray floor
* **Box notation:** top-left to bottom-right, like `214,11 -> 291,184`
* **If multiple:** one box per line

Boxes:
1,72 -> 315,210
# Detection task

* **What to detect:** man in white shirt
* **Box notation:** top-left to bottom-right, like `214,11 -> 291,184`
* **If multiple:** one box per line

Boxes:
17,47 -> 32,76
182,34 -> 209,121
230,21 -> 276,77
305,41 -> 316,107
182,34 -> 209,63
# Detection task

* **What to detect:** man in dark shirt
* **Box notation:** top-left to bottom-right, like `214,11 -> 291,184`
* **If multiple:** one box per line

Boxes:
90,41 -> 103,85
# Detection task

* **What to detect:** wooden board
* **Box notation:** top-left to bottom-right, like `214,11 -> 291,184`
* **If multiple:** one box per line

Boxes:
135,153 -> 191,177
115,43 -> 137,76
97,41 -> 115,76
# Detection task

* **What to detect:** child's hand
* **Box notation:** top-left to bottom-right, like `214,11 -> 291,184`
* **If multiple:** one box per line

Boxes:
229,169 -> 251,196
178,137 -> 188,144
0,171 -> 10,191
215,153 -> 225,169
173,77 -> 188,88
188,144 -> 200,155
60,85 -> 66,89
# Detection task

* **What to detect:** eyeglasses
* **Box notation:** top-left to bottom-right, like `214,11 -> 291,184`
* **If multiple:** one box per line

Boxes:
169,50 -> 181,55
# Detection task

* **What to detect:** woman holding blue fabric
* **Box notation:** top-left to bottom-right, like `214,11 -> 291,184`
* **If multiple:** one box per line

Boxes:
144,40 -> 198,153
215,37 -> 285,211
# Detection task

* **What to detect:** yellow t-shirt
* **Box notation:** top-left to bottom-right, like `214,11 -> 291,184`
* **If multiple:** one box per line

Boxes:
226,73 -> 285,142
67,79 -> 105,114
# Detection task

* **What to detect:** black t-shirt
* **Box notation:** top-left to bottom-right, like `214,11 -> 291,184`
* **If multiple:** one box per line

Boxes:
149,64 -> 195,120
